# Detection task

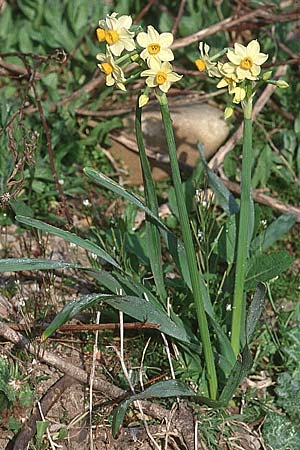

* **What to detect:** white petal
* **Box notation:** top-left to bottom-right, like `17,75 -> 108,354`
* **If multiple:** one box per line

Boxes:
141,69 -> 156,77
204,42 -> 210,56
96,53 -> 106,62
158,48 -> 174,61
110,41 -> 124,56
106,74 -> 114,86
159,81 -> 171,92
140,48 -> 149,60
148,58 -> 161,71
148,25 -> 160,42
116,81 -> 126,91
217,78 -> 228,88
118,15 -> 132,29
234,43 -> 247,57
161,61 -> 173,72
145,76 -> 157,87
227,50 -> 242,65
253,52 -> 268,65
167,72 -> 182,82
250,64 -> 261,77
123,39 -> 136,51
247,39 -> 260,57
136,32 -> 150,48
159,32 -> 173,47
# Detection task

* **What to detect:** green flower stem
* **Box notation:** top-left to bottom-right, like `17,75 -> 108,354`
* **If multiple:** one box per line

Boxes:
231,98 -> 253,356
157,92 -> 218,399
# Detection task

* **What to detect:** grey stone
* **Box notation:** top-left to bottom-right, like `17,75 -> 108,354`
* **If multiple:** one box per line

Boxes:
110,102 -> 229,184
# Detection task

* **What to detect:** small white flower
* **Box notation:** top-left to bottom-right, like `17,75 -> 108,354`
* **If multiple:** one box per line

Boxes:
83,199 -> 90,206
141,59 -> 182,93
58,179 -> 64,185
90,253 -> 98,260
96,51 -> 126,91
227,40 -> 268,81
137,25 -> 174,64
97,12 -> 135,57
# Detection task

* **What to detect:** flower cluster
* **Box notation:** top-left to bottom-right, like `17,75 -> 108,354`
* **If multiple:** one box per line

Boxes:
194,39 -> 288,118
96,13 -> 182,97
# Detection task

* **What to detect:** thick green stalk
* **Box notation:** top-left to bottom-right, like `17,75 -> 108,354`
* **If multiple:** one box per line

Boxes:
157,92 -> 218,399
231,99 -> 253,356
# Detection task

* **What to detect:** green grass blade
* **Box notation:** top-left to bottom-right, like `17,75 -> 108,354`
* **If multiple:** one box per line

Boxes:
0,258 -> 79,272
16,215 -> 121,270
135,101 -> 167,301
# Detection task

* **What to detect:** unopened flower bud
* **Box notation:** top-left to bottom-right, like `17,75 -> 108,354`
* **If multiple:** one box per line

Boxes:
139,94 -> 149,108
275,80 -> 289,89
262,70 -> 272,81
224,106 -> 233,120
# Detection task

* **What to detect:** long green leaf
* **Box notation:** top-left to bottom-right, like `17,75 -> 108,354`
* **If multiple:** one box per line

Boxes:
16,215 -> 121,270
135,101 -> 166,301
103,295 -> 194,344
112,380 -> 195,437
219,344 -> 252,403
43,292 -> 194,344
0,258 -> 79,272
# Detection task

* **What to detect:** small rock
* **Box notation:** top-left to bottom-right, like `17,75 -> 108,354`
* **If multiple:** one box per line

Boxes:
110,102 -> 229,184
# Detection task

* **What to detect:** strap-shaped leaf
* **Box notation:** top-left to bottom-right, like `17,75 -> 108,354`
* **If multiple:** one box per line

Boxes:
42,292 -> 194,344
112,380 -> 195,437
16,215 -> 121,270
0,258 -> 79,272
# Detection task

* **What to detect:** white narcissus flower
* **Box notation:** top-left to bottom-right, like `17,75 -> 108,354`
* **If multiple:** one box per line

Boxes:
96,13 -> 135,56
194,42 -> 219,77
96,52 -> 126,91
136,25 -> 174,63
227,40 -> 268,80
141,59 -> 182,93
